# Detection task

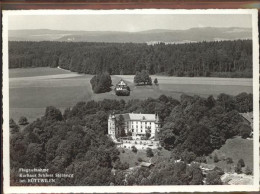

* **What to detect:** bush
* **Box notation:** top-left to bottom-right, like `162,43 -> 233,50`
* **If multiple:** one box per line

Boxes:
213,154 -> 219,163
213,167 -> 224,176
235,163 -> 242,174
138,157 -> 143,162
180,150 -> 196,163
115,89 -> 130,96
206,171 -> 222,185
195,156 -> 207,163
18,116 -> 29,125
245,166 -> 252,175
146,148 -> 154,158
131,146 -> 137,153
226,157 -> 233,164
127,131 -> 132,136
238,159 -> 245,167
9,119 -> 20,134
238,123 -> 252,139
154,78 -> 158,85
114,160 -> 129,170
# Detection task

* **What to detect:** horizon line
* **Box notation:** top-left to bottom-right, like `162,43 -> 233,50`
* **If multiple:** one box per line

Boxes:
8,26 -> 252,33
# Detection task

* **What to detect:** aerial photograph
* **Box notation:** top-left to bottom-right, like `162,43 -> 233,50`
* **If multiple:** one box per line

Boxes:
4,10 -> 257,191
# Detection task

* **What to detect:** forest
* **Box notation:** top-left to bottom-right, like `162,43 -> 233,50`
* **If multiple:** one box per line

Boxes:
9,40 -> 252,77
10,92 -> 252,186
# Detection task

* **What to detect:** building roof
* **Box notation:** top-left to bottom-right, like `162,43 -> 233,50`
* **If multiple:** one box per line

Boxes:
240,112 -> 253,125
116,79 -> 127,86
140,162 -> 154,167
115,113 -> 156,121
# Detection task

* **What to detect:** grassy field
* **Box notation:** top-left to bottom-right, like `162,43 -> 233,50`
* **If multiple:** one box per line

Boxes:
118,147 -> 171,167
9,67 -> 253,123
207,136 -> 253,173
115,75 -> 252,97
9,67 -> 72,78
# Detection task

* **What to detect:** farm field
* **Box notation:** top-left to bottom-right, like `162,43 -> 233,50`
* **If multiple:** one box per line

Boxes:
9,67 -> 253,123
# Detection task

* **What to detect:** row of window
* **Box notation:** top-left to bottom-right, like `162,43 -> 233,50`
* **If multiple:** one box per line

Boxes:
126,121 -> 153,125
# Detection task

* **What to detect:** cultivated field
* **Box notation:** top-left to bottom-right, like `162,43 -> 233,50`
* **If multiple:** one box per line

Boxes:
9,67 -> 253,123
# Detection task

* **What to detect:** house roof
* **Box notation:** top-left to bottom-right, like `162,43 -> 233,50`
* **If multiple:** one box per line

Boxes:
116,79 -> 127,86
115,113 -> 156,121
240,112 -> 253,125
140,162 -> 153,167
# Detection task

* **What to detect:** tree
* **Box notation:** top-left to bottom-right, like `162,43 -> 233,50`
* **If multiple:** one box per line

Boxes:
180,150 -> 196,163
18,116 -> 29,125
146,148 -> 154,158
245,166 -> 252,175
45,106 -> 62,121
9,119 -> 20,134
226,157 -> 233,164
217,93 -> 236,112
9,40 -> 253,78
213,154 -> 219,163
134,70 -> 152,85
235,163 -> 242,174
90,72 -> 112,93
235,92 -> 253,113
237,123 -> 252,139
145,128 -> 151,140
154,78 -> 158,85
206,171 -> 222,185
116,115 -> 125,137
238,159 -> 245,167
188,163 -> 204,185
134,71 -> 142,85
131,146 -> 137,153
127,131 -> 132,137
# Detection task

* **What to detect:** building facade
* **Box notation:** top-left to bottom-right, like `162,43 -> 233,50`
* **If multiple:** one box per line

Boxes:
114,79 -> 130,96
108,112 -> 160,140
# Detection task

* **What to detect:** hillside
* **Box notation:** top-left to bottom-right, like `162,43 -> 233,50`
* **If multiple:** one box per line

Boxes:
208,137 -> 253,172
9,27 -> 252,43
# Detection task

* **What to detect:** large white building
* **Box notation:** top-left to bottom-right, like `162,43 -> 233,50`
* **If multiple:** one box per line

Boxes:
108,112 -> 160,140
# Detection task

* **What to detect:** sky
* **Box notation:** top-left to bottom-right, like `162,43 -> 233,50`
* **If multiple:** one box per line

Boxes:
8,14 -> 252,32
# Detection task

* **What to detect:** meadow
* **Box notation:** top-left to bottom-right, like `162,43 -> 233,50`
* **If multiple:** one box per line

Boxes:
9,67 -> 253,123
207,136 -> 253,172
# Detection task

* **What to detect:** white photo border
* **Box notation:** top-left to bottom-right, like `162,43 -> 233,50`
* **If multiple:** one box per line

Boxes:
2,9 -> 259,193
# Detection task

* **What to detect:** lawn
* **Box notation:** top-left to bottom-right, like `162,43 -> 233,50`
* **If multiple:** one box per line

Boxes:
118,147 -> 171,167
9,68 -> 94,122
9,67 -> 72,78
115,75 -> 253,98
207,136 -> 253,173
9,68 -> 253,123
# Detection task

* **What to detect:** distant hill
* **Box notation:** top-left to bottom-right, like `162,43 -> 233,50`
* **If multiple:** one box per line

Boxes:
9,27 -> 252,43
